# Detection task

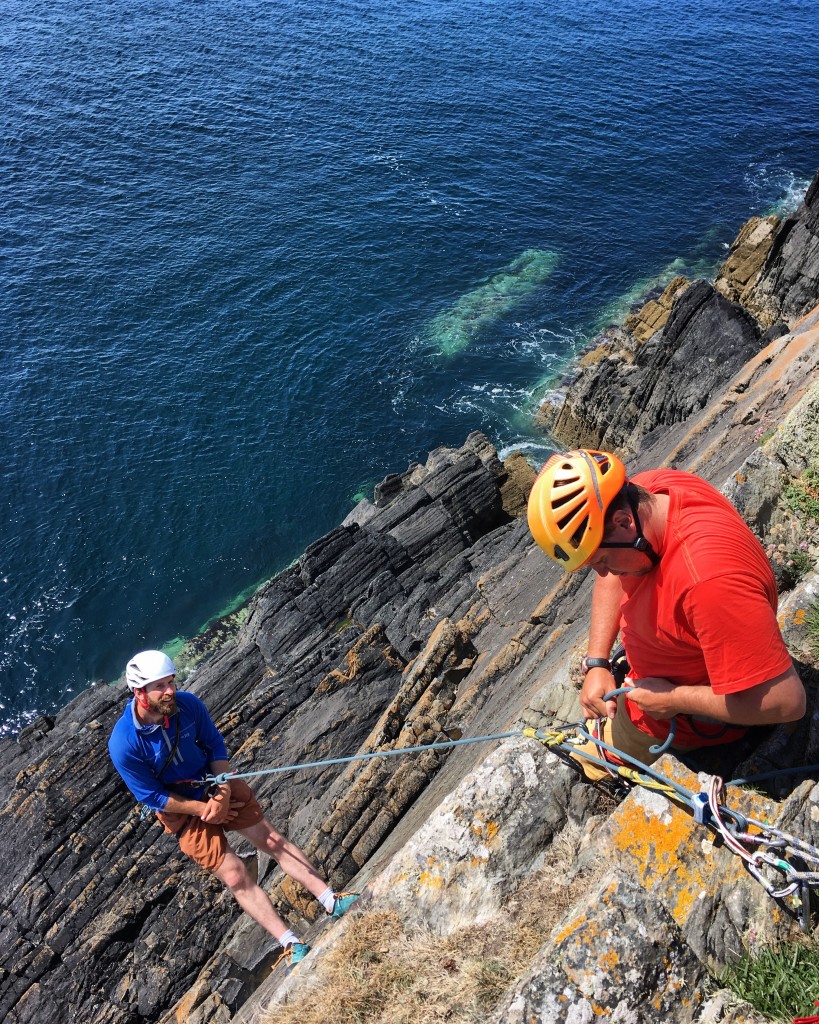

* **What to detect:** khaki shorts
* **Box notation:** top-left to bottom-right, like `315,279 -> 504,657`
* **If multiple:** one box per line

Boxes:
571,694 -> 698,783
157,778 -> 265,872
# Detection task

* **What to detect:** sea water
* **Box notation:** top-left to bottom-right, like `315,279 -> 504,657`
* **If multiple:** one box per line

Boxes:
2,0 -> 818,733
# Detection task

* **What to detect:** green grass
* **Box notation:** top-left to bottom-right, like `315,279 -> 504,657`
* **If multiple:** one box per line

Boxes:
779,549 -> 815,590
790,549 -> 814,578
719,941 -> 819,1020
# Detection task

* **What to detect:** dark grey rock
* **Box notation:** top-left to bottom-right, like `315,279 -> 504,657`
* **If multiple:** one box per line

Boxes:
552,281 -> 766,455
751,169 -> 819,326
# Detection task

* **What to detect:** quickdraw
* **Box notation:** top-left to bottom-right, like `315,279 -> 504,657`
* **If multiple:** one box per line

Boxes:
525,722 -> 819,934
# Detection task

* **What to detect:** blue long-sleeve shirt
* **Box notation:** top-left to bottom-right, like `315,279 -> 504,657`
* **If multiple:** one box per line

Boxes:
108,691 -> 228,811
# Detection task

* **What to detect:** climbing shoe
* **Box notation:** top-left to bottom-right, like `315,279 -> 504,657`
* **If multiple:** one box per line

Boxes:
289,941 -> 311,964
331,892 -> 360,919
273,941 -> 311,970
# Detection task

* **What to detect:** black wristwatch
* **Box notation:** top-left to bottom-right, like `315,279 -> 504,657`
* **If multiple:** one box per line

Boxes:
581,656 -> 612,675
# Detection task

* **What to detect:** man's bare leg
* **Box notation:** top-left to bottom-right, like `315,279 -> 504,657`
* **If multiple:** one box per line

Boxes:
213,847 -> 291,941
238,818 -> 329,901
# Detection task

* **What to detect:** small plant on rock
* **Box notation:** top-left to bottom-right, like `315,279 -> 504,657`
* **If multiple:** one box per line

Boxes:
766,533 -> 814,592
718,941 -> 819,1021
784,467 -> 819,523
789,548 -> 814,579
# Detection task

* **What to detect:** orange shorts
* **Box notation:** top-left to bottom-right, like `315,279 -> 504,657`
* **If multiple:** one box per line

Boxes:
156,778 -> 265,872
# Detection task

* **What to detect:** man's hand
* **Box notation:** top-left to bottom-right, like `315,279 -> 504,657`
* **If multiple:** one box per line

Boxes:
621,676 -> 677,719
580,667 -> 618,720
622,665 -> 805,725
199,784 -> 234,825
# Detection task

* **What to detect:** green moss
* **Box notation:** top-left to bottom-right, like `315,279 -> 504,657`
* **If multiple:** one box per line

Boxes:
718,941 -> 819,1019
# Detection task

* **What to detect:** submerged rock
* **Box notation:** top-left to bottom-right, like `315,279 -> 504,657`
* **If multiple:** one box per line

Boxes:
428,249 -> 560,356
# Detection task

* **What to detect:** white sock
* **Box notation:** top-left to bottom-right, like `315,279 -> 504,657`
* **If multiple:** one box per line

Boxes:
279,929 -> 300,948
317,887 -> 336,913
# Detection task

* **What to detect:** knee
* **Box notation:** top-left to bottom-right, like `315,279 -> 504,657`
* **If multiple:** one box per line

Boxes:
219,858 -> 250,891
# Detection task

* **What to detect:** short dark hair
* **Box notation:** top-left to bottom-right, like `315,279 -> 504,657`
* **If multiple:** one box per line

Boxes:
603,481 -> 653,536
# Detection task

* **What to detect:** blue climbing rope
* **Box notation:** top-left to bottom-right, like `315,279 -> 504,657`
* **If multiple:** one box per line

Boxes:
182,706 -> 819,933
196,730 -> 524,786
602,686 -> 678,755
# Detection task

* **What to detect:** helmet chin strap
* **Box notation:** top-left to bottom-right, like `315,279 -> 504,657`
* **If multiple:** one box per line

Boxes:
598,484 -> 661,566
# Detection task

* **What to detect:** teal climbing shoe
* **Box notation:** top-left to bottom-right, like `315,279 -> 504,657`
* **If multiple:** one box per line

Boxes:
331,892 -> 360,919
273,941 -> 311,970
289,941 -> 311,964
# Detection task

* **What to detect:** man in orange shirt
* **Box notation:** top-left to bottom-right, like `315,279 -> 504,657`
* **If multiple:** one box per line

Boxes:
527,450 -> 806,780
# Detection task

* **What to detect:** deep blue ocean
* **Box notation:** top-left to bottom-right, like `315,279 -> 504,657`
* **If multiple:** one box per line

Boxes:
2,0 -> 819,734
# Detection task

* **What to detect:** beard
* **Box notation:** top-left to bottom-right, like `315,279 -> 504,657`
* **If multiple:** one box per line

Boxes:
146,692 -> 177,717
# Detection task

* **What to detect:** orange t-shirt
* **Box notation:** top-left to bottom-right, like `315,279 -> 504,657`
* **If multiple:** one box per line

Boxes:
619,469 -> 792,746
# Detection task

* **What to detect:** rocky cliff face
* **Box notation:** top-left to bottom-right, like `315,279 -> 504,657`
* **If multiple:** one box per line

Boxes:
541,172 -> 819,459
2,169 -> 819,1024
750,173 -> 819,327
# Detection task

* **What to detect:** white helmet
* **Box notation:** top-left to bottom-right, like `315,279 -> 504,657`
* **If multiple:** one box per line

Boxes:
126,650 -> 176,690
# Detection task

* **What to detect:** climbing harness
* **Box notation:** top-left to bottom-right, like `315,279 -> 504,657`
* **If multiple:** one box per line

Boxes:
137,712 -> 182,821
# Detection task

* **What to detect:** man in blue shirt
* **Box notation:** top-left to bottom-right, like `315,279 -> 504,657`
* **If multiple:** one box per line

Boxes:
109,649 -> 358,966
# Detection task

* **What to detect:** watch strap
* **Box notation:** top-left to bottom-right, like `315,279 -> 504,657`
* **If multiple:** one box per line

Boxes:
582,656 -> 612,674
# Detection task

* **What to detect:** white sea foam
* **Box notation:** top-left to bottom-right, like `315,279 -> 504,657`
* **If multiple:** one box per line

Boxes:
744,162 -> 810,216
497,439 -> 554,464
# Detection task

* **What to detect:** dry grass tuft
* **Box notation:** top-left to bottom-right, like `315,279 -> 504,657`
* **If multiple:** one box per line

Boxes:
263,823 -> 603,1024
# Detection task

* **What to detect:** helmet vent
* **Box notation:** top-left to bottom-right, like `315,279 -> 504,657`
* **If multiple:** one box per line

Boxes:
556,505 -> 586,533
569,517 -> 588,549
551,486 -> 584,512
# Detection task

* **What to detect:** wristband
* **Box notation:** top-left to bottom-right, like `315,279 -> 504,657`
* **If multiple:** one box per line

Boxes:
581,656 -> 612,675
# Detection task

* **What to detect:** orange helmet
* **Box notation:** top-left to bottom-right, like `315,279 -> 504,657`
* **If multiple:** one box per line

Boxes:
527,449 -> 626,571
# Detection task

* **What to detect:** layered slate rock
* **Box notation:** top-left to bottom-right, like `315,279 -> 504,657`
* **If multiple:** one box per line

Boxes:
0,432 -> 536,1024
748,169 -> 819,327
623,274 -> 691,342
714,215 -> 780,309
550,280 -> 767,455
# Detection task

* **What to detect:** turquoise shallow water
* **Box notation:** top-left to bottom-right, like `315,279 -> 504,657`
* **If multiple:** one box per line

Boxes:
2,0 -> 819,733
